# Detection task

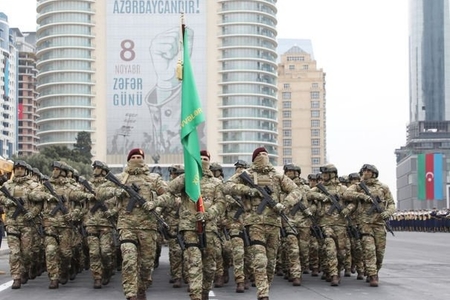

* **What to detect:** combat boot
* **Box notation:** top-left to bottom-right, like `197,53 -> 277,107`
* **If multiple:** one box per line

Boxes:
344,269 -> 351,277
292,277 -> 302,286
11,279 -> 21,289
172,278 -> 182,288
29,263 -> 37,280
311,268 -> 319,277
235,282 -> 245,293
356,272 -> 364,280
244,278 -> 250,290
126,297 -> 137,300
48,280 -> 59,289
369,275 -> 379,287
21,272 -> 29,284
102,268 -> 112,286
201,291 -> 209,300
258,297 -> 269,300
330,275 -> 340,286
93,279 -> 102,289
214,275 -> 224,287
223,269 -> 229,283
137,289 -> 147,300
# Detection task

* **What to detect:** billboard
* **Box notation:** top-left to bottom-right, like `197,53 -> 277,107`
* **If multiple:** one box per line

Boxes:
106,0 -> 207,162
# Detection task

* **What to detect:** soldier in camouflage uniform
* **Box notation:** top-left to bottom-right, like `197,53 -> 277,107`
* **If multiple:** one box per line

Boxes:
161,164 -> 184,288
97,148 -> 167,300
0,161 -> 54,289
42,161 -> 94,289
224,160 -> 250,293
307,164 -> 350,286
84,160 -> 115,289
343,164 -> 396,287
145,150 -> 228,300
223,147 -> 301,300
306,173 -> 321,276
281,164 -> 312,286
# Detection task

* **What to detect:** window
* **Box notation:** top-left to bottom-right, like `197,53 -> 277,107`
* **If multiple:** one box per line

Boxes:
283,83 -> 290,89
311,110 -> 320,118
312,158 -> 321,165
283,101 -> 291,109
311,101 -> 320,108
312,139 -> 320,146
283,148 -> 292,156
283,130 -> 291,137
312,83 -> 318,88
283,158 -> 293,165
282,111 -> 291,118
283,139 -> 292,146
289,65 -> 295,70
282,120 -> 291,128
303,65 -> 309,70
311,120 -> 320,127
311,147 -> 320,155
311,91 -> 320,99
311,129 -> 320,137
282,92 -> 291,99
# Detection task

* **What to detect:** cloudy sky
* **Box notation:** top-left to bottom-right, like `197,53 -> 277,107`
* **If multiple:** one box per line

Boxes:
1,0 -> 409,197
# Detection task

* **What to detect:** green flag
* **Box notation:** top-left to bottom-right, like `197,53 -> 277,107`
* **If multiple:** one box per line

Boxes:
180,27 -> 205,203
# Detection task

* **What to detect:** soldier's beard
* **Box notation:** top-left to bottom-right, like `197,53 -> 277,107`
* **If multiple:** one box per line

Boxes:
253,155 -> 269,169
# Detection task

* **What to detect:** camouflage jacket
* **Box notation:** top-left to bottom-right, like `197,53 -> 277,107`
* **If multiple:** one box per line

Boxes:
343,178 -> 396,226
285,181 -> 312,227
0,176 -> 51,226
84,176 -> 113,227
223,164 -> 301,228
154,169 -> 227,233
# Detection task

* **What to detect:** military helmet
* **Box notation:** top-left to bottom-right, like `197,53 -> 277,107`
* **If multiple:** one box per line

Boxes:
51,161 -> 65,170
307,173 -> 317,181
348,172 -> 361,181
294,165 -> 302,174
283,163 -> 296,172
92,160 -> 110,172
168,164 -> 184,175
319,164 -> 338,175
13,160 -> 28,169
338,176 -> 349,184
234,160 -> 248,169
209,162 -> 223,172
361,164 -> 379,178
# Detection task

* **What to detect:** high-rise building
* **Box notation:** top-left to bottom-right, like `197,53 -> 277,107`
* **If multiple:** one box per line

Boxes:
277,40 -> 326,175
10,29 -> 39,156
35,0 -> 96,150
0,12 -> 17,158
395,0 -> 450,209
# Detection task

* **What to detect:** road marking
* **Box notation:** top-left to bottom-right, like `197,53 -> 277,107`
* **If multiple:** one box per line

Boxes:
0,280 -> 12,292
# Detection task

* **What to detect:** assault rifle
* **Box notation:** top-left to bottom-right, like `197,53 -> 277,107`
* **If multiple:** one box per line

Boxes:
0,186 -> 44,237
230,195 -> 245,220
316,183 -> 360,239
104,172 -> 169,230
289,198 -> 324,240
0,185 -> 27,220
358,182 -> 395,236
239,171 -> 297,235
42,181 -> 69,216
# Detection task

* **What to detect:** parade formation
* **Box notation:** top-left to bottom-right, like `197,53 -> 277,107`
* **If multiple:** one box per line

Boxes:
1,146 -> 447,300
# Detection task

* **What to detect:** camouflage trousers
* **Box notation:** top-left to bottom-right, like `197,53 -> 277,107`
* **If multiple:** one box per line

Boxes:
360,223 -> 386,276
229,229 -> 246,283
309,235 -> 320,270
86,226 -> 114,280
183,230 -> 220,300
321,225 -> 347,277
167,237 -> 183,280
44,226 -> 73,281
248,224 -> 280,299
6,224 -> 33,279
350,235 -> 364,273
119,228 -> 158,299
216,233 -> 232,278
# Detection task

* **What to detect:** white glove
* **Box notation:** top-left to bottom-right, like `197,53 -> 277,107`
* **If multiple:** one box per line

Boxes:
274,203 -> 285,213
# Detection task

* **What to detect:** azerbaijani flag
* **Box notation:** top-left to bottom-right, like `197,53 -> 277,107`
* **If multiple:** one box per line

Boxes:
417,153 -> 443,200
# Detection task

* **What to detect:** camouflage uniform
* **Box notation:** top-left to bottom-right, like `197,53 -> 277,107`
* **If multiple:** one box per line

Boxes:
343,164 -> 395,287
223,148 -> 301,300
97,156 -> 166,300
84,161 -> 116,288
0,162 -> 51,289
42,162 -> 94,289
151,159 -> 227,300
307,165 -> 350,286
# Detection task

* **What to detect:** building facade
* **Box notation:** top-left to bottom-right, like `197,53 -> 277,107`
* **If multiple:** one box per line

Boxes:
395,0 -> 450,210
277,41 -> 326,175
0,13 -> 17,158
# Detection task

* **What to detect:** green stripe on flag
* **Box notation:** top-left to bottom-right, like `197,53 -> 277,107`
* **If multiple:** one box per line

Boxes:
417,153 -> 425,200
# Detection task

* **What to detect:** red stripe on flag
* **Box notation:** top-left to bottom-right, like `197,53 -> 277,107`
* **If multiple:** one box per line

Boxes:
425,153 -> 434,200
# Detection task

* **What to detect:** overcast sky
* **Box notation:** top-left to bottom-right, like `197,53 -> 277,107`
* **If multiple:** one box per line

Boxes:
1,0 -> 409,197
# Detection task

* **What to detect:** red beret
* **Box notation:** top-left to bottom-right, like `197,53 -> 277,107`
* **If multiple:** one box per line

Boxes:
200,150 -> 210,160
252,147 -> 268,162
127,148 -> 145,161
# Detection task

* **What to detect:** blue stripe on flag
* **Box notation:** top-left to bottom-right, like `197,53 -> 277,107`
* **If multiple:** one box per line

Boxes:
434,153 -> 443,200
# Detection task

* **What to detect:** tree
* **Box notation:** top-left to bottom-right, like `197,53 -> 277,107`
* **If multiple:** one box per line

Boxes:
73,131 -> 93,164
